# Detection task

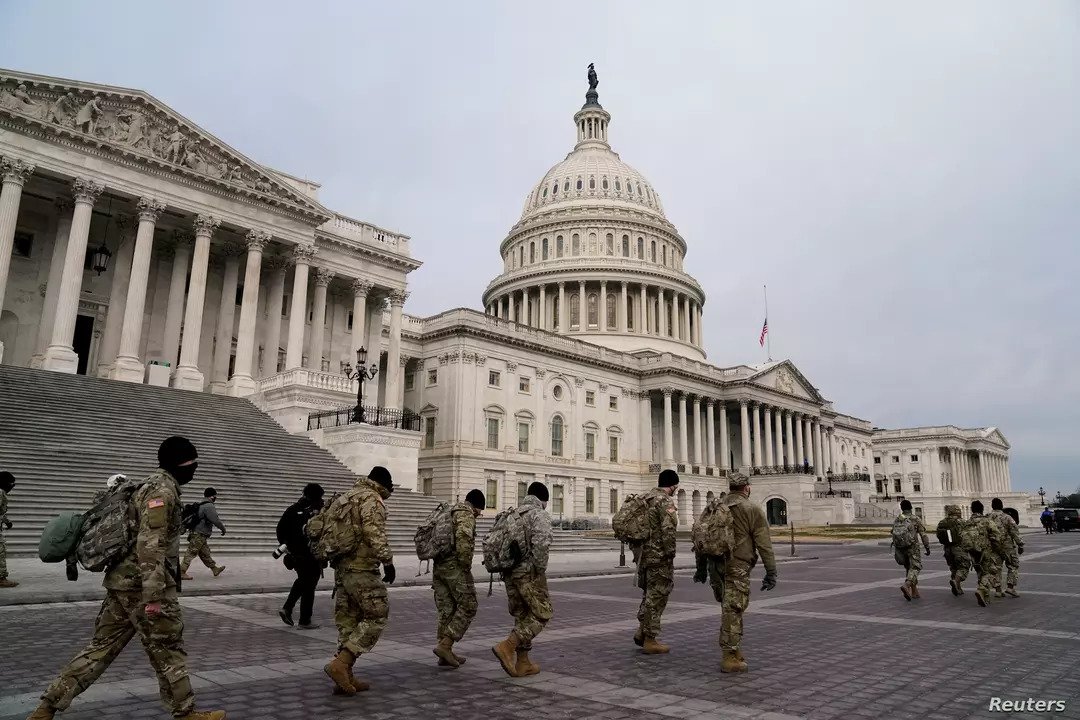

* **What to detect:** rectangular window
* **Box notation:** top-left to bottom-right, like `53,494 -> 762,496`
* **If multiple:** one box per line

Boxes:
427,369 -> 438,386
874,456 -> 881,464
551,422 -> 563,457
424,417 -> 436,449
405,373 -> 415,391
585,432 -> 595,460
609,395 -> 618,411
281,294 -> 290,317
518,422 -> 530,453
609,436 -> 619,463
12,230 -> 32,258
517,481 -> 528,506
610,487 -> 619,515
421,472 -> 433,496
891,456 -> 900,463
910,454 -> 919,463
552,485 -> 564,515
489,370 -> 501,387
586,390 -> 595,406
586,487 -> 595,514
913,478 -> 921,492
519,377 -> 531,393
894,478 -> 902,493
914,507 -> 924,519
486,479 -> 498,509
347,311 -> 354,331
487,418 -> 499,449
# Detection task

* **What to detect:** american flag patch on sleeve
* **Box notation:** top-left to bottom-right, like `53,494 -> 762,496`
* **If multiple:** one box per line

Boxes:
148,499 -> 165,509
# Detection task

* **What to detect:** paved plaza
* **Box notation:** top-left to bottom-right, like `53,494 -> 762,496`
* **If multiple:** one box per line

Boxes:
1,534 -> 1078,720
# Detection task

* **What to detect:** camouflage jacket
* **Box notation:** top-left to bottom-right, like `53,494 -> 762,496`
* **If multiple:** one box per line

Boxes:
725,493 -> 776,574
449,502 -> 477,569
638,487 -> 678,567
895,512 -> 931,551
333,477 -> 394,573
0,488 -> 7,528
989,509 -> 1023,550
103,469 -> 182,603
966,513 -> 1006,555
510,495 -> 552,578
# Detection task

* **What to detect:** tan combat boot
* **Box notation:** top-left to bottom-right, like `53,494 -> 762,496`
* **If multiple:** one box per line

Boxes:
331,666 -> 370,695
433,637 -> 460,668
735,648 -> 748,669
642,636 -> 670,654
910,584 -> 921,599
515,649 -> 540,676
949,576 -> 960,596
0,578 -> 19,588
212,566 -> 226,577
1005,585 -> 1020,598
900,582 -> 912,601
720,648 -> 748,673
450,647 -> 467,665
324,649 -> 357,695
178,711 -> 227,720
975,588 -> 988,607
492,633 -> 521,677
633,627 -> 644,647
25,700 -> 55,719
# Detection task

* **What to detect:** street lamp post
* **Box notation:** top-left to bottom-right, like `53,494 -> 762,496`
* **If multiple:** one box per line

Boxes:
1038,486 -> 1046,506
342,346 -> 379,424
826,469 -> 835,497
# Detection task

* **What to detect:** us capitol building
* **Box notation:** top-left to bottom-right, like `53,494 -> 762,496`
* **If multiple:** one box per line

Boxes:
0,66 -> 1029,526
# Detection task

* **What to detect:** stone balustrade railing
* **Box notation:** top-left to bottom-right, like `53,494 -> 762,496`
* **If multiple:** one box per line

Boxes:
319,213 -> 411,255
484,255 -> 705,296
257,368 -> 357,394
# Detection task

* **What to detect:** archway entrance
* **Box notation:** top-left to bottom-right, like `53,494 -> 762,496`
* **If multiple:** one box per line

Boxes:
766,497 -> 788,526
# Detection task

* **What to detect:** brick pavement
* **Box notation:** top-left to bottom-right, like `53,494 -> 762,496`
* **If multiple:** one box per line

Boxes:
1,537 -> 1077,719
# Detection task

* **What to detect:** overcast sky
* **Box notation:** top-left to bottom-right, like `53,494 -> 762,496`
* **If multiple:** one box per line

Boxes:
2,2 -> 1076,494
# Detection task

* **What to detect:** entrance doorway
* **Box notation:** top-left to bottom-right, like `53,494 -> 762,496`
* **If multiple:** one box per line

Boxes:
766,497 -> 788,526
73,314 -> 95,375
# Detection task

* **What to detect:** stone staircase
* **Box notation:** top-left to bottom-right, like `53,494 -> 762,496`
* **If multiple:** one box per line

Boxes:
0,366 -> 616,557
854,502 -> 894,524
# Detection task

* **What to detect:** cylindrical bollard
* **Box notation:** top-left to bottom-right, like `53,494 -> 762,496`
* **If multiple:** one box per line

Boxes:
619,541 -> 627,567
790,524 -> 796,557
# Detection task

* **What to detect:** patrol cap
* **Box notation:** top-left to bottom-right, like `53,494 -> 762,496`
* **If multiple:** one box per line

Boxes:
728,472 -> 750,490
945,504 -> 962,517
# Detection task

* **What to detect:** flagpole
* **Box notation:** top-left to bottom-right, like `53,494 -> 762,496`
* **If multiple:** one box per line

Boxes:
764,284 -> 772,362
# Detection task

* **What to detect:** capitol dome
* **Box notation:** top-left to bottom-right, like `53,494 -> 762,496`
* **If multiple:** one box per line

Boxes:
483,67 -> 706,360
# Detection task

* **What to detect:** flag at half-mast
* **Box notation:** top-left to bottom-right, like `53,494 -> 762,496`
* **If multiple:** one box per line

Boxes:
759,317 -> 768,347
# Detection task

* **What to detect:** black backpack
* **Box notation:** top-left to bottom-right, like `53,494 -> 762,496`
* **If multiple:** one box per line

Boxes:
181,501 -> 206,531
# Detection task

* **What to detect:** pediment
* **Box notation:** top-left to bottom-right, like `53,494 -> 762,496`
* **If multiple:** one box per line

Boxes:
749,360 -> 821,402
982,427 -> 1009,448
0,69 -> 330,223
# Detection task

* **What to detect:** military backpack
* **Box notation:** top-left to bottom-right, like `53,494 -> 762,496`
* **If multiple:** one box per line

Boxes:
75,478 -> 148,572
890,514 -> 919,550
305,491 -> 357,564
38,511 -> 86,563
611,493 -> 653,543
936,517 -> 964,547
181,500 -> 209,532
960,518 -> 987,553
414,502 -> 455,561
692,495 -> 735,558
482,506 -> 529,573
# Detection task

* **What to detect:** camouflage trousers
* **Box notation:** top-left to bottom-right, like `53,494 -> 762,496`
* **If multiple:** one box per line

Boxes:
432,560 -> 477,642
180,532 -> 218,573
719,559 -> 751,652
894,547 -> 923,586
636,561 -> 674,639
42,590 -> 194,717
0,533 -> 7,580
334,569 -> 388,656
944,546 -> 972,584
504,570 -> 553,650
1001,545 -> 1020,588
974,551 -> 1002,599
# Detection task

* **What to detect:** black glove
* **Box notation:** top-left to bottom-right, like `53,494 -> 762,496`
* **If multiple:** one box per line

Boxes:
693,553 -> 708,584
1018,545 -> 1024,555
760,571 -> 777,592
383,563 -> 396,585
3,519 -> 12,530
220,528 -> 226,536
924,546 -> 931,556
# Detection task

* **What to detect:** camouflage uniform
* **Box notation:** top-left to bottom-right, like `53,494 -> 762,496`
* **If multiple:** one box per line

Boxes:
635,487 -> 678,640
936,506 -> 972,586
181,502 -> 225,574
989,509 -> 1023,591
332,477 -> 393,657
0,487 -> 8,581
966,512 -> 1005,602
502,495 -> 553,649
893,513 -> 931,587
433,502 -> 478,642
40,470 -> 197,717
720,493 -> 775,652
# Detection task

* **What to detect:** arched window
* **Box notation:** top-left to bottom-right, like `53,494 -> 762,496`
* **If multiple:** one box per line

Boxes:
622,235 -> 629,257
576,178 -> 582,191
542,186 -> 547,198
662,245 -> 667,265
564,180 -> 569,192
651,240 -> 657,263
556,235 -> 564,257
529,242 -> 535,264
606,294 -> 616,329
587,293 -> 599,328
627,296 -> 635,330
627,178 -> 633,195
542,238 -> 548,260
588,233 -> 597,254
605,233 -> 614,255
637,237 -> 644,258
572,234 -> 580,255
589,177 -> 596,190
551,416 -> 564,457
518,246 -> 524,267
602,177 -> 609,190
570,294 -> 580,328
552,182 -> 558,196
552,295 -> 560,330
615,179 -> 621,192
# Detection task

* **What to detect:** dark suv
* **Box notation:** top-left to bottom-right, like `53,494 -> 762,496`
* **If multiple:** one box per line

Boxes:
1053,508 -> 1080,532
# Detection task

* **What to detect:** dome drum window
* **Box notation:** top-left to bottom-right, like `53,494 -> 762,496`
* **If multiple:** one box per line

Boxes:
589,177 -> 596,190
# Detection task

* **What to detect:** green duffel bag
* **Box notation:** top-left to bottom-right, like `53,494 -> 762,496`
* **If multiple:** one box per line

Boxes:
39,511 -> 85,563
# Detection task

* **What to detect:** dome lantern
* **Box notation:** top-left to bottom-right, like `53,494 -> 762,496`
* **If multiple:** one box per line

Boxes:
574,62 -> 611,150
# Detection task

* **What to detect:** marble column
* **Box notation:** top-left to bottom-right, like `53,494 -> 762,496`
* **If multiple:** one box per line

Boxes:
662,388 -> 674,466
96,214 -> 135,377
209,244 -> 243,392
538,284 -> 547,330
620,281 -> 628,332
260,257 -> 288,376
639,392 -> 653,464
813,420 -> 824,475
774,408 -> 784,468
795,413 -> 805,467
678,392 -> 689,464
558,282 -> 566,331
705,399 -> 716,468
692,395 -> 703,467
752,403 -> 763,469
172,215 -> 219,390
682,294 -> 691,342
784,411 -> 795,467
638,284 -> 646,334
696,304 -> 703,346
226,230 -> 269,395
804,416 -> 814,468
520,289 -> 527,326
363,293 -> 384,405
0,157 -> 35,313
658,288 -> 667,337
599,280 -> 608,332
739,399 -> 751,471
828,429 -> 837,472
718,401 -> 731,471
43,178 -> 104,373
764,407 -> 774,468
160,232 -> 192,370
111,199 -> 166,382
306,267 -> 334,372
350,279 -> 372,362
283,248 -> 313,371
32,198 -> 75,366
385,289 -> 408,410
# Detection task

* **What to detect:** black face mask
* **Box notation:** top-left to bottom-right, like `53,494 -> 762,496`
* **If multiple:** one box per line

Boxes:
170,462 -> 198,486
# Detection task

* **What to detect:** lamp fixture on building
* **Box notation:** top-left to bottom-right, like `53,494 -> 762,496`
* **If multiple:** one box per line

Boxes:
342,346 -> 379,424
89,196 -> 114,275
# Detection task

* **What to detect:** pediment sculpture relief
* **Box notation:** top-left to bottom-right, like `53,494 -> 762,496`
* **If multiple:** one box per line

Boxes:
775,368 -> 795,394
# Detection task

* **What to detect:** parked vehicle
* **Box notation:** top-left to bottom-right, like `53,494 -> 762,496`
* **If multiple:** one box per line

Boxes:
1053,508 -> 1080,532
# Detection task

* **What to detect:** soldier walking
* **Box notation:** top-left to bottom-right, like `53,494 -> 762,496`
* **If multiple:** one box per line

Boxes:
966,500 -> 1006,607
936,504 -> 972,595
989,498 -> 1023,598
26,437 -> 226,720
180,487 -> 227,579
323,467 -> 396,696
0,471 -> 15,588
492,481 -> 553,678
432,489 -> 485,668
633,469 -> 680,654
719,473 -> 776,673
892,499 -> 931,600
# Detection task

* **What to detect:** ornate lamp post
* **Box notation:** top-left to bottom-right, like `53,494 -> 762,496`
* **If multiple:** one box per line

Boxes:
1038,486 -> 1046,506
342,346 -> 379,424
826,469 -> 835,497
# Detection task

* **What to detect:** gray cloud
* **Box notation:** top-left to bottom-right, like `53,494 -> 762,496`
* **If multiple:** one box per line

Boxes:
2,0 -> 1075,492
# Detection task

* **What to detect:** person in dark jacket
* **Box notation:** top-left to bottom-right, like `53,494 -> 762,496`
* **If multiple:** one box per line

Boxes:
180,487 -> 227,579
277,483 -> 326,629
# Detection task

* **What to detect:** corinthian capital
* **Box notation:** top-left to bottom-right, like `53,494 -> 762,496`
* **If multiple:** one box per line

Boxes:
314,267 -> 336,287
351,278 -> 374,297
192,214 -> 220,237
1,157 -> 35,185
388,289 -> 409,307
292,244 -> 317,264
245,229 -> 271,252
72,177 -> 104,204
137,197 -> 166,223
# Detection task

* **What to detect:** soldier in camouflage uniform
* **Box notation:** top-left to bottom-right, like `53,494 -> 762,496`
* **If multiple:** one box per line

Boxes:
432,488 -> 484,668
719,474 -> 776,673
894,499 -> 931,600
180,487 -> 227,580
936,504 -> 972,595
492,481 -> 553,678
0,471 -> 15,588
26,437 -> 225,720
989,498 -> 1024,598
633,469 -> 679,654
966,500 -> 1006,607
323,466 -> 396,696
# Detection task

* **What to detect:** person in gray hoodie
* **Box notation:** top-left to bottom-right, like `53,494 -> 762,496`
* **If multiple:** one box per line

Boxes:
181,487 -> 227,579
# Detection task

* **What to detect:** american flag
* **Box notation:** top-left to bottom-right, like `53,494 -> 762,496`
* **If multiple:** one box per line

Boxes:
759,317 -> 768,347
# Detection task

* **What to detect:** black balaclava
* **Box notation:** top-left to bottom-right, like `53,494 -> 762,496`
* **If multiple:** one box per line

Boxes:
368,466 -> 394,496
0,471 -> 14,493
158,436 -> 199,485
303,482 -> 325,509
